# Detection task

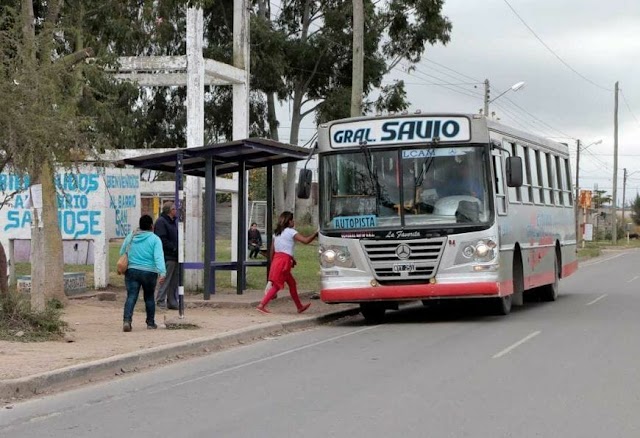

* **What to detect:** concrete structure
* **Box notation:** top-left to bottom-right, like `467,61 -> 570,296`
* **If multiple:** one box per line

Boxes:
112,4 -> 250,290
0,165 -> 140,289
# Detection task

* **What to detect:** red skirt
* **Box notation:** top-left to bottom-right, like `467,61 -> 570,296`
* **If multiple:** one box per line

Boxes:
268,252 -> 294,289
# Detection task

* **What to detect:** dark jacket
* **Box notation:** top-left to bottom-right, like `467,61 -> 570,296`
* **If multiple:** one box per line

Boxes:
248,228 -> 262,247
154,213 -> 178,261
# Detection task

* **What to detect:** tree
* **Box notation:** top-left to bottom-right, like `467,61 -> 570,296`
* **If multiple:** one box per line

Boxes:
250,0 -> 452,212
631,194 -> 640,226
0,1 -> 113,309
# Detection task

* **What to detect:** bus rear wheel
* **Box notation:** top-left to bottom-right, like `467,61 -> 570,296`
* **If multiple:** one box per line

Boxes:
360,303 -> 386,324
538,257 -> 559,302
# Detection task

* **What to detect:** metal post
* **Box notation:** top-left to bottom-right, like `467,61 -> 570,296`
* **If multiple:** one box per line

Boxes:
204,157 -> 214,300
266,165 -> 273,281
237,160 -> 247,294
175,153 -> 185,318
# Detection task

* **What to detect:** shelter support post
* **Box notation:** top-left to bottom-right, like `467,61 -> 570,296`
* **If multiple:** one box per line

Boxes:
266,165 -> 273,279
237,161 -> 247,294
204,157 -> 216,299
175,153 -> 185,318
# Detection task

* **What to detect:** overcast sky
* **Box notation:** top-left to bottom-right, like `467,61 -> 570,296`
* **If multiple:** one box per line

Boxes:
279,0 -> 640,200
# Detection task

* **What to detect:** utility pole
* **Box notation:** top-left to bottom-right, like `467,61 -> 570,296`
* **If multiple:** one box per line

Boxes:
575,139 -> 581,247
483,79 -> 490,117
612,81 -> 619,244
350,0 -> 364,117
622,168 -> 627,239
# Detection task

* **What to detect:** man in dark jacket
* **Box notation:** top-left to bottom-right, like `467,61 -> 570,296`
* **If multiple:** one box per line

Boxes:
154,201 -> 179,309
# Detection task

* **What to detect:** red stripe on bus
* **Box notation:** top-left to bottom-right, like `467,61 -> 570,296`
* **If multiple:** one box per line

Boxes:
562,260 -> 578,277
321,282 -> 501,303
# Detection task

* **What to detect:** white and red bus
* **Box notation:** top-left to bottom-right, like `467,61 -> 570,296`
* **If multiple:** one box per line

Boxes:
315,113 -> 577,322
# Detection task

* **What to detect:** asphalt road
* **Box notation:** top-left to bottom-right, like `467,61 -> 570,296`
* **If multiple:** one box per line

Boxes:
2,250 -> 640,437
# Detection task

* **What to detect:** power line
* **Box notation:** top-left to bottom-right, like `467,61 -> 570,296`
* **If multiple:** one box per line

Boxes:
501,0 -> 612,92
621,89 -> 640,130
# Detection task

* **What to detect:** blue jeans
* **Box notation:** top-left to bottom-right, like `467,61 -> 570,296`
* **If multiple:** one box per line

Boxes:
123,268 -> 158,325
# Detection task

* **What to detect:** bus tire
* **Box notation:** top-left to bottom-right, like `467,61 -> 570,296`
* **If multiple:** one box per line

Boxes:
492,295 -> 512,315
360,303 -> 386,324
538,256 -> 559,302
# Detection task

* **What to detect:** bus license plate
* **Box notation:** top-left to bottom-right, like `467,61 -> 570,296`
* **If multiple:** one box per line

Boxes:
393,263 -> 415,273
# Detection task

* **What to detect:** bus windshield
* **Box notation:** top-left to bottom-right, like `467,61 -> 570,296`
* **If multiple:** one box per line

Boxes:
320,145 -> 491,231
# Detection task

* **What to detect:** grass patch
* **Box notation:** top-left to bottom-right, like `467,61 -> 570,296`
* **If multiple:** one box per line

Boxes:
0,292 -> 68,342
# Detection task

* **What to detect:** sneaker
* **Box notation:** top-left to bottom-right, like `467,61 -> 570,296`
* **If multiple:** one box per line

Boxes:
298,303 -> 311,314
123,322 -> 132,332
156,302 -> 166,309
147,323 -> 158,329
256,306 -> 271,314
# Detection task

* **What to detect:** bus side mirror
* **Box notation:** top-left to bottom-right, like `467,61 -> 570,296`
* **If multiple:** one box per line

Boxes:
506,156 -> 523,187
297,169 -> 312,199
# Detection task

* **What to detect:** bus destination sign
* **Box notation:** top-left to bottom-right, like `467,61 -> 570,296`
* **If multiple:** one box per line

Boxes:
329,116 -> 471,148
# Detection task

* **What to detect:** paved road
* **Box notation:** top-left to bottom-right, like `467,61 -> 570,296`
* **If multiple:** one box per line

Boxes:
2,250 -> 640,437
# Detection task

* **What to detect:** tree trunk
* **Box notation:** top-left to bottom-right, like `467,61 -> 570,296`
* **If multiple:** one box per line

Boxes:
30,161 -> 66,311
267,93 -> 285,214
0,241 -> 7,297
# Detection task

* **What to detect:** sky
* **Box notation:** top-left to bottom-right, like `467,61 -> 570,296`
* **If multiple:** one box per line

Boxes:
277,0 -> 640,203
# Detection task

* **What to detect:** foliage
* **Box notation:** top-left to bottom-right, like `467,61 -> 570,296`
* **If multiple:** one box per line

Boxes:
0,292 -> 68,342
592,189 -> 612,207
631,194 -> 640,225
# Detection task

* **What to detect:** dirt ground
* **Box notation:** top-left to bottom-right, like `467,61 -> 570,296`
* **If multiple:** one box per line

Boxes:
0,290 -> 355,380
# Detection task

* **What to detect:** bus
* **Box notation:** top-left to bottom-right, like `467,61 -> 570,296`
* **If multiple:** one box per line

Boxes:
313,113 -> 577,322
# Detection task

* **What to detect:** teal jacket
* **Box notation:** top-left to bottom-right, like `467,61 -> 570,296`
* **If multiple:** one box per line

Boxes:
119,230 -> 167,276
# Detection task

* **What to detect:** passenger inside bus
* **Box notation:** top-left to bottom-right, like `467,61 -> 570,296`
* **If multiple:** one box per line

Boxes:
435,159 -> 484,202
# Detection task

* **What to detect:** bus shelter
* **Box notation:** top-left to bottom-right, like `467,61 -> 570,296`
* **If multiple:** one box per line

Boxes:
121,138 -> 310,299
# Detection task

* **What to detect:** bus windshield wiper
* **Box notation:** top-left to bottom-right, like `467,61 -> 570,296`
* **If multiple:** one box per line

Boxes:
414,139 -> 440,188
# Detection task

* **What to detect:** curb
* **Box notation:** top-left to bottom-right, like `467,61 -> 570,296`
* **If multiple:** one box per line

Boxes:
0,307 -> 360,401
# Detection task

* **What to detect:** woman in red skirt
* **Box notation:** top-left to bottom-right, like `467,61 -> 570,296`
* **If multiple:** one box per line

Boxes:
257,211 -> 318,314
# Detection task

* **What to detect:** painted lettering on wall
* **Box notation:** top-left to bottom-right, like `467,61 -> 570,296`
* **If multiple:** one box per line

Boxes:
2,172 -> 103,238
109,194 -> 138,237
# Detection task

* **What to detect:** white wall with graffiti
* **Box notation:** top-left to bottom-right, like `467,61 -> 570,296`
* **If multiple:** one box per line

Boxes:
0,165 -> 140,289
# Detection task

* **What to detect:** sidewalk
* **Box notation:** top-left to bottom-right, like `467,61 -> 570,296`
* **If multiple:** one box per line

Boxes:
0,289 -> 359,402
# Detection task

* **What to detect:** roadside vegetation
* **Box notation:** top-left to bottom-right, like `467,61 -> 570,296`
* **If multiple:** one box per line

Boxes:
0,293 -> 67,342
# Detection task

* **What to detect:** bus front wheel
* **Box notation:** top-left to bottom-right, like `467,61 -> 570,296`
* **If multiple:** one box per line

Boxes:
360,303 -> 386,324
492,294 -> 512,315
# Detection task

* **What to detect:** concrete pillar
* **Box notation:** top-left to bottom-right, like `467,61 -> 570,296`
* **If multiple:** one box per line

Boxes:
185,7 -> 205,290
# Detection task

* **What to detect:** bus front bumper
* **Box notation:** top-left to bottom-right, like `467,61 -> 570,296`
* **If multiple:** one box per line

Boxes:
321,280 -> 511,304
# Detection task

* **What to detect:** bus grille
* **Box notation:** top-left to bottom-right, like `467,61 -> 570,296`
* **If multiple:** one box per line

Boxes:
361,238 -> 446,282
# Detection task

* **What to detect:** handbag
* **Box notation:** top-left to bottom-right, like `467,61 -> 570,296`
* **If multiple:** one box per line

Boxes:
117,231 -> 138,275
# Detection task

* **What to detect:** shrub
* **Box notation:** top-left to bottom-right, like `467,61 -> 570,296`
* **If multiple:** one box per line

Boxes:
0,292 -> 68,342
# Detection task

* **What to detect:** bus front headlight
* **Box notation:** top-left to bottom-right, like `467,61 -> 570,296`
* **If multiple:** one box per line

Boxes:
456,238 -> 498,264
319,245 -> 355,268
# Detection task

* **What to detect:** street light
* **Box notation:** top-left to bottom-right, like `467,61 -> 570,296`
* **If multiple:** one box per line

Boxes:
483,80 -> 526,116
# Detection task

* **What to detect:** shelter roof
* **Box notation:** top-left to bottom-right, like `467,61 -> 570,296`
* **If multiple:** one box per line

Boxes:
119,138 -> 311,177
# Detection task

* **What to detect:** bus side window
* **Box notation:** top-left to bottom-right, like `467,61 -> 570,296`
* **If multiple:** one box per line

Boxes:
492,151 -> 507,215
505,140 -> 521,203
527,147 -> 541,204
518,144 -> 531,203
562,158 -> 573,206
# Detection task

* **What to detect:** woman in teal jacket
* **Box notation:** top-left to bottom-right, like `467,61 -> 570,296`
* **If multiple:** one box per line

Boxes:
120,215 -> 166,332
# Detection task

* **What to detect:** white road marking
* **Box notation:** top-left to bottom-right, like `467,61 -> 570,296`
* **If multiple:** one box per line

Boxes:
626,276 -> 639,283
586,294 -> 608,306
580,252 -> 625,267
492,331 -> 541,359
